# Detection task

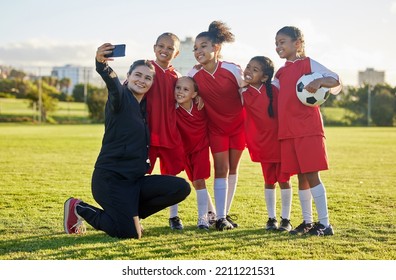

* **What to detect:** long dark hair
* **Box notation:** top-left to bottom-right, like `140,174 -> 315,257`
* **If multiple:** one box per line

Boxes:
250,56 -> 275,118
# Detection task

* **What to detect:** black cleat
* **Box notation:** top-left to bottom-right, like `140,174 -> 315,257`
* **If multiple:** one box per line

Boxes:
266,218 -> 278,230
169,216 -> 183,230
215,218 -> 234,231
289,220 -> 314,235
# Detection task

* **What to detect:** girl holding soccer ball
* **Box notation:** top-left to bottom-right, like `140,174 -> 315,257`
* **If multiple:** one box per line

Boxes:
273,26 -> 342,236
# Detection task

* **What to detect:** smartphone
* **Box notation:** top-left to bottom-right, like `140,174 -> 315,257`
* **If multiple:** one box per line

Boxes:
105,44 -> 126,58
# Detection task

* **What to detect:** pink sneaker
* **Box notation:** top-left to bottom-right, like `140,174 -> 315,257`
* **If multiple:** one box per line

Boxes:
64,197 -> 86,234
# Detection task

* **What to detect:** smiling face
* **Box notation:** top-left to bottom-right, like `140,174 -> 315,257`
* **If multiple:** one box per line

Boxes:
174,76 -> 198,109
275,33 -> 301,61
244,59 -> 268,89
126,65 -> 154,101
153,35 -> 180,69
193,36 -> 217,66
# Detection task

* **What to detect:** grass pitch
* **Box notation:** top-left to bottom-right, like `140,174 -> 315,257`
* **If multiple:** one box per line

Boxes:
0,125 -> 395,260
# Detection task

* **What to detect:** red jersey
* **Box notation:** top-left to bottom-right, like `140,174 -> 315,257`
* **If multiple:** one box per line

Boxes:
188,61 -> 244,136
242,84 -> 280,163
273,57 -> 340,139
176,102 -> 209,155
145,61 -> 182,148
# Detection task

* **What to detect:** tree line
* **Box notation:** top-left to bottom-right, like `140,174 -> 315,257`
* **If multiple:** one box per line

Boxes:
0,66 -> 107,123
0,66 -> 395,126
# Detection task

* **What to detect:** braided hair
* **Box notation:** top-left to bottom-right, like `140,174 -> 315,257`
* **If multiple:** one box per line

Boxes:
251,56 -> 275,118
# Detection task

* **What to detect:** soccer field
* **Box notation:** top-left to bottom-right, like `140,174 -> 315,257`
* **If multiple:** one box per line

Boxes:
0,124 -> 395,260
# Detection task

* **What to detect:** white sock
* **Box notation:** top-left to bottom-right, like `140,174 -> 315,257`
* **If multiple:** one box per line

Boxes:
207,192 -> 216,214
169,204 -> 178,218
196,189 -> 209,218
214,178 -> 227,219
310,183 -> 329,227
299,189 -> 313,223
226,174 -> 237,214
265,188 -> 276,218
281,188 -> 292,220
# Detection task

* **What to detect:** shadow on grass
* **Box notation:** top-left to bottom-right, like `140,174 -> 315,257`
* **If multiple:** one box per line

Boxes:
0,225 -> 299,260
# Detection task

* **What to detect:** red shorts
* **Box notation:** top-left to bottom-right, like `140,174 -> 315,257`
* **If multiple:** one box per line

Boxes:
280,135 -> 328,174
209,131 -> 245,153
147,146 -> 185,175
260,162 -> 291,185
184,147 -> 211,182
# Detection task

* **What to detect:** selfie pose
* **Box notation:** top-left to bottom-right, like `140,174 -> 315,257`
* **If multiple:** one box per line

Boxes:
63,43 -> 190,239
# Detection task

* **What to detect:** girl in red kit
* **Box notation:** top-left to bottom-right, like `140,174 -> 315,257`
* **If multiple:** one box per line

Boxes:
145,33 -> 186,230
242,56 -> 293,232
273,26 -> 342,236
188,21 -> 245,231
175,76 -> 212,230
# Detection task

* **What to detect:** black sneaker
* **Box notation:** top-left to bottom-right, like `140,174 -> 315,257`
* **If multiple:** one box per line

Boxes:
289,220 -> 314,235
278,217 -> 292,232
215,218 -> 234,231
169,216 -> 183,230
308,222 -> 334,236
226,214 -> 239,228
197,216 -> 210,230
207,211 -> 216,227
266,218 -> 278,230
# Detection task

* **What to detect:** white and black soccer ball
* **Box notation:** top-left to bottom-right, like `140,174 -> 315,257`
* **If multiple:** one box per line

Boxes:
296,72 -> 330,107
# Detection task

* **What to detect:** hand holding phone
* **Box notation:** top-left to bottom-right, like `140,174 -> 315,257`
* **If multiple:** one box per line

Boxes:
104,44 -> 126,58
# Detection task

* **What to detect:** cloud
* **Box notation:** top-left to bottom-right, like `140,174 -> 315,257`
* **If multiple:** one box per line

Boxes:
392,1 -> 396,14
0,40 -> 95,70
0,39 -> 152,74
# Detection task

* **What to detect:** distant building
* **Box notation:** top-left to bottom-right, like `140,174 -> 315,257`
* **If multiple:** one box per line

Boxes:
358,68 -> 385,86
51,64 -> 93,94
172,37 -> 195,75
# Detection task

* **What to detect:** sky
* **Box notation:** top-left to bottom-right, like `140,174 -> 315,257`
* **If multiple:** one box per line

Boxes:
1,0 -> 395,86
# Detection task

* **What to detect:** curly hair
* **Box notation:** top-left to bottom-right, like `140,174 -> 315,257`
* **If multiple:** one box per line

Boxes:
195,21 -> 234,58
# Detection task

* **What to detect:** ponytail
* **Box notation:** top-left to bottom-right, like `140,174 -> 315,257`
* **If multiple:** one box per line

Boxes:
196,21 -> 234,59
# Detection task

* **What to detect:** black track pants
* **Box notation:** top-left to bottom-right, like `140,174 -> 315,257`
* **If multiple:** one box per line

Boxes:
76,168 -> 191,238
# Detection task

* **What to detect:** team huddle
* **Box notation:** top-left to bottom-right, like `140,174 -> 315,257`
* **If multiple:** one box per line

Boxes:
63,21 -> 342,239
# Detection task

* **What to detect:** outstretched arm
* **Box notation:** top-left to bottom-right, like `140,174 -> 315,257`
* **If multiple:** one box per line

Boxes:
95,43 -> 123,111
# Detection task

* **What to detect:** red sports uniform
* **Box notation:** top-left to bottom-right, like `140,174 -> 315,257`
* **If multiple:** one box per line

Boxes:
273,57 -> 341,174
242,84 -> 290,184
145,61 -> 184,175
176,102 -> 210,182
188,61 -> 245,153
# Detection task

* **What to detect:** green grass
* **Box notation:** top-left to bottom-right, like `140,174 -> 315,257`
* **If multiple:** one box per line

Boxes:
1,98 -> 354,126
0,125 -> 395,260
322,107 -> 350,126
0,98 -> 89,123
